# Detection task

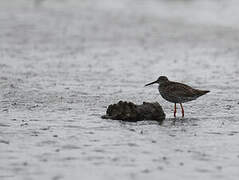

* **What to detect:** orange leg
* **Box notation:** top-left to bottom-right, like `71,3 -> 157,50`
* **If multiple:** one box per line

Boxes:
174,103 -> 177,117
180,103 -> 184,117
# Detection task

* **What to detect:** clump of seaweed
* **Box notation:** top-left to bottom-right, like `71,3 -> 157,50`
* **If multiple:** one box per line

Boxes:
102,101 -> 165,122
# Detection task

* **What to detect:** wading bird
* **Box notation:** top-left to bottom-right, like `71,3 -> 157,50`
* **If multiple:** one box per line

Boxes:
145,76 -> 209,117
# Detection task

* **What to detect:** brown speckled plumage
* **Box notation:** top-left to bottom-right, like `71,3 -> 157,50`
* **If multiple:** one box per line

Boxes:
145,76 -> 210,117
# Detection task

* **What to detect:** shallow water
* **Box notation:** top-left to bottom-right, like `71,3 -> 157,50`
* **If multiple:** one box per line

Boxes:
1,0 -> 239,180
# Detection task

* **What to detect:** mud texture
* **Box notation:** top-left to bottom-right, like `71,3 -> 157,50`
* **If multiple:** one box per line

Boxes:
102,101 -> 165,121
1,0 -> 239,180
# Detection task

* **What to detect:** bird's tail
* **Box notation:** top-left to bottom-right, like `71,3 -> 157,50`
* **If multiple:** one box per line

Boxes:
198,90 -> 210,96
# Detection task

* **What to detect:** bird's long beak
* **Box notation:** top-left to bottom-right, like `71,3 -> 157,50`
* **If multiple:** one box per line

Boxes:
144,80 -> 157,87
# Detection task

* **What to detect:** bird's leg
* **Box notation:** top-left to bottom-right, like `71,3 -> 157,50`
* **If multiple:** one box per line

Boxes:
174,103 -> 177,117
180,103 -> 184,117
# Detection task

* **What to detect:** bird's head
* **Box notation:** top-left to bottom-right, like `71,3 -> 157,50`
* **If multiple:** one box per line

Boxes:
145,76 -> 169,86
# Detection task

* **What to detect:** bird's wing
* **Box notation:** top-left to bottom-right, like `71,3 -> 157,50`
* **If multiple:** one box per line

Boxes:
164,82 -> 198,98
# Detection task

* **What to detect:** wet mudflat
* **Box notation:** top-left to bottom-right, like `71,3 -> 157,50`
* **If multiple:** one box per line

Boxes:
0,0 -> 239,179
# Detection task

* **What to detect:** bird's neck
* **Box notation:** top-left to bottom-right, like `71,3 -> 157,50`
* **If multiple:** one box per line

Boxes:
158,81 -> 169,89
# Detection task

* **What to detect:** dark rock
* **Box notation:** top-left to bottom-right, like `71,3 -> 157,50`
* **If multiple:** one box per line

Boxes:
101,101 -> 165,122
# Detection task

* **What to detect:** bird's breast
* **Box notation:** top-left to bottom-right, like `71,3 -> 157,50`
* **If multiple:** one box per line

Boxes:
158,85 -> 180,103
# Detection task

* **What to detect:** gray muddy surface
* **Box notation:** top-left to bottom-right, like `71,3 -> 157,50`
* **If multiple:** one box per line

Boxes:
1,0 -> 239,179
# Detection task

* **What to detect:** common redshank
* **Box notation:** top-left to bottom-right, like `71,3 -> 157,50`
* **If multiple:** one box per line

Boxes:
145,76 -> 209,117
